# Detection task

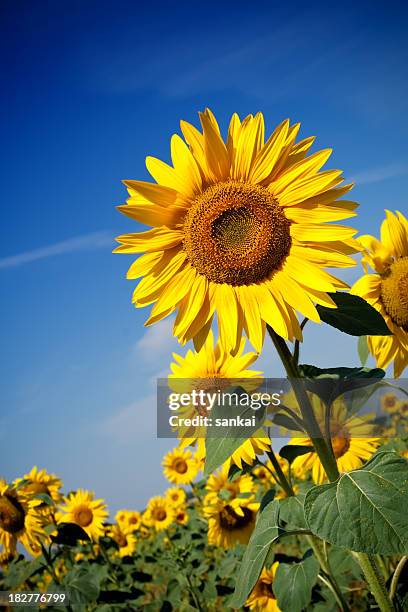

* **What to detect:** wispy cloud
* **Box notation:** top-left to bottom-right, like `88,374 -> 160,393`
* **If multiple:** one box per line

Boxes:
0,231 -> 113,269
133,317 -> 179,366
352,162 -> 408,186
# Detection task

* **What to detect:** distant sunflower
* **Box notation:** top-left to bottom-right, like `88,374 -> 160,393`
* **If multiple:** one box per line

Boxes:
204,495 -> 259,549
115,109 -> 358,353
175,508 -> 189,525
205,463 -> 255,505
0,480 -> 45,562
108,524 -> 137,558
115,509 -> 142,531
380,392 -> 399,414
162,447 -> 200,485
144,497 -> 175,531
246,563 -> 281,612
290,398 -> 380,483
352,210 -> 408,377
169,331 -> 270,467
56,489 -> 108,541
14,466 -> 62,511
203,466 -> 258,548
165,487 -> 187,508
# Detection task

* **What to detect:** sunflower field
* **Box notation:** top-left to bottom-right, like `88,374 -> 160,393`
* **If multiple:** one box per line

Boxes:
1,110 -> 408,611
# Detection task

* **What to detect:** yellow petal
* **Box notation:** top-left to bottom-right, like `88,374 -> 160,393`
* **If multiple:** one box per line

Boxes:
249,119 -> 289,184
199,109 -> 230,181
114,228 -> 183,253
171,134 -> 202,195
123,180 -> 177,206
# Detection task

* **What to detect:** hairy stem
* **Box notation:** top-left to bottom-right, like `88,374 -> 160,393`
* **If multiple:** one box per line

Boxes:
389,555 -> 408,600
357,553 -> 394,612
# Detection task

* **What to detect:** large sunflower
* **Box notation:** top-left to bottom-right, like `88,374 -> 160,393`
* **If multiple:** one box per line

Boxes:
246,563 -> 281,612
56,489 -> 108,541
0,480 -> 46,562
351,210 -> 408,377
169,331 -> 270,467
115,109 -> 358,353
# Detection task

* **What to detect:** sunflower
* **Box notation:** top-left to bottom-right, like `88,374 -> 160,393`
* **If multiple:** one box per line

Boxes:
108,524 -> 137,558
115,509 -> 142,531
169,331 -> 271,467
162,447 -> 200,484
246,563 -> 281,612
380,392 -> 399,414
290,398 -> 380,483
14,467 -> 62,511
205,463 -> 256,505
203,465 -> 259,548
165,487 -> 187,508
144,496 -> 175,531
115,109 -> 358,353
175,508 -> 189,525
56,489 -> 108,541
0,480 -> 46,562
204,494 -> 259,549
352,211 -> 408,377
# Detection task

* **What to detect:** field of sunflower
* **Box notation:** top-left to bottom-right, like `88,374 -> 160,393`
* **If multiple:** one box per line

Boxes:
2,110 -> 408,611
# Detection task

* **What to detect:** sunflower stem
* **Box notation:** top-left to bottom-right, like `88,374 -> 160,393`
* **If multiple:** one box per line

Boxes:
389,555 -> 408,600
266,448 -> 293,497
356,553 -> 394,612
292,317 -> 308,365
266,325 -> 339,482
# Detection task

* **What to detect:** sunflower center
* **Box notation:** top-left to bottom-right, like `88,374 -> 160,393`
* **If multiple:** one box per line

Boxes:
258,581 -> 274,597
219,505 -> 253,530
381,257 -> 408,330
0,494 -> 25,534
183,181 -> 291,285
331,435 -> 350,458
173,458 -> 188,474
74,506 -> 94,527
116,532 -> 128,548
153,508 -> 167,521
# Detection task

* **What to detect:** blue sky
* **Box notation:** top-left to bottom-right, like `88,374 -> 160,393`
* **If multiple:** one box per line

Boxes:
1,0 -> 407,514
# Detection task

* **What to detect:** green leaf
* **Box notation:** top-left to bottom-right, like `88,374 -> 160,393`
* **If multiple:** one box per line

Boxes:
231,499 -> 282,607
316,292 -> 392,336
51,522 -> 90,545
279,495 -> 307,530
273,554 -> 320,612
34,493 -> 54,505
305,452 -> 408,555
358,335 -> 369,366
204,396 -> 266,475
298,364 -> 385,406
279,445 -> 314,465
272,412 -> 304,432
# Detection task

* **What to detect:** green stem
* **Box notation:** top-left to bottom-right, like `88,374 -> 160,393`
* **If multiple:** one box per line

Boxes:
266,325 -> 395,612
308,537 -> 350,612
293,317 -> 309,365
356,553 -> 394,611
267,448 -> 293,497
266,325 -> 339,482
389,555 -> 408,600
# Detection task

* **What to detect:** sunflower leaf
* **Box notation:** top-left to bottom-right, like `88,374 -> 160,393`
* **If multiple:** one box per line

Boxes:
317,292 -> 392,336
231,499 -> 282,607
358,335 -> 369,366
279,445 -> 315,465
273,554 -> 320,612
304,451 -> 408,555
